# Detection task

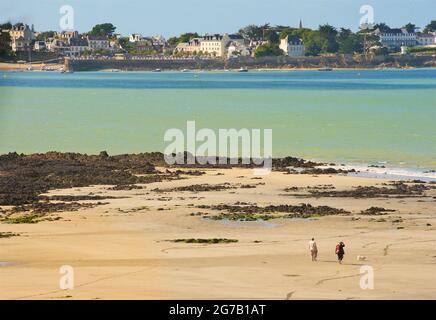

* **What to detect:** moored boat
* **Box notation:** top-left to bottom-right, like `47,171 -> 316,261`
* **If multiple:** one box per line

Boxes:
318,67 -> 333,71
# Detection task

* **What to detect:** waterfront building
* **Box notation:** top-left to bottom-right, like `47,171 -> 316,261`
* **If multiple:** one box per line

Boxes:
226,41 -> 251,59
9,24 -> 35,52
87,36 -> 111,51
129,34 -> 144,42
46,38 -> 69,55
279,35 -> 305,57
416,33 -> 436,46
200,33 -> 245,57
68,38 -> 90,57
33,40 -> 46,51
175,38 -> 202,54
57,31 -> 79,41
373,28 -> 417,48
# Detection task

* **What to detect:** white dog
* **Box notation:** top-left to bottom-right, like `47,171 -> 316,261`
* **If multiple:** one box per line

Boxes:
357,255 -> 367,261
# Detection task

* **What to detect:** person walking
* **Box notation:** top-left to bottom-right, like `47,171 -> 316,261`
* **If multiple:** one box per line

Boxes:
309,238 -> 318,261
335,241 -> 345,264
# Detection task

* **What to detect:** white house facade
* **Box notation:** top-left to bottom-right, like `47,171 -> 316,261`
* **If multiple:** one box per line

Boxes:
279,36 -> 305,57
416,33 -> 436,46
9,24 -> 35,52
87,36 -> 111,51
374,28 -> 417,47
200,33 -> 245,57
68,38 -> 89,56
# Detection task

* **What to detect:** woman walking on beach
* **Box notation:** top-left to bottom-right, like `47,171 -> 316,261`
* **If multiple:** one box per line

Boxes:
335,241 -> 345,264
309,238 -> 318,261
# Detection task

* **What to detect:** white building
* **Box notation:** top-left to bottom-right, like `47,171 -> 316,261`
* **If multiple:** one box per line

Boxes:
200,33 -> 245,57
279,35 -> 305,57
57,31 -> 79,41
152,35 -> 166,46
135,38 -> 155,52
200,34 -> 225,56
46,38 -> 69,55
226,41 -> 251,59
374,28 -> 417,47
129,34 -> 143,42
9,24 -> 35,52
33,40 -> 46,51
416,33 -> 436,46
87,36 -> 111,51
247,39 -> 269,55
68,38 -> 89,56
175,38 -> 202,54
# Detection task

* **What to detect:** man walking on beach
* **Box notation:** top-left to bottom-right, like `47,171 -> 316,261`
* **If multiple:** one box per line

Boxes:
309,238 -> 318,261
335,241 -> 345,264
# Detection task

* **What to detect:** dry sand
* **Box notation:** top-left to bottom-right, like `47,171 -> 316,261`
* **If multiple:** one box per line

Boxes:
0,168 -> 435,300
0,62 -> 63,71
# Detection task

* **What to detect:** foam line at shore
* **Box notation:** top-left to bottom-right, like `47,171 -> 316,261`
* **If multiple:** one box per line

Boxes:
318,163 -> 436,182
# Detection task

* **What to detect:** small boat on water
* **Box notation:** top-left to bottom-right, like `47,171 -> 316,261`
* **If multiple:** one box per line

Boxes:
237,67 -> 248,72
181,69 -> 190,72
318,67 -> 333,71
152,68 -> 161,72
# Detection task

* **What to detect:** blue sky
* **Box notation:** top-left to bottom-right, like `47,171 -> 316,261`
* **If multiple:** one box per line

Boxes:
1,0 -> 434,37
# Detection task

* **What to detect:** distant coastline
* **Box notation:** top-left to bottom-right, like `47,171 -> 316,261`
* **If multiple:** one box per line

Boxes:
65,54 -> 436,72
1,53 -> 435,72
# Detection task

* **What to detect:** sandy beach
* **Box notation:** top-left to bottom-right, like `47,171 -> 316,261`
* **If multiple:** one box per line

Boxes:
0,62 -> 64,71
1,165 -> 435,300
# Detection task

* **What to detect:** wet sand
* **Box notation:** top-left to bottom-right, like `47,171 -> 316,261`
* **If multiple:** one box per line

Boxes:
0,62 -> 63,71
1,168 -> 435,300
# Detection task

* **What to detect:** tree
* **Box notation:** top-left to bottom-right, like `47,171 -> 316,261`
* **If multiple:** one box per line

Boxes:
254,43 -> 283,57
339,34 -> 363,54
371,46 -> 389,56
403,23 -> 416,33
117,37 -> 135,52
0,30 -> 12,56
179,33 -> 199,43
337,28 -> 352,42
0,22 -> 12,29
167,37 -> 178,46
336,28 -> 364,54
264,29 -> 279,44
318,24 -> 339,53
373,23 -> 391,33
423,20 -> 436,33
36,31 -> 56,40
275,25 -> 292,31
279,28 -> 297,39
168,33 -> 199,45
304,32 -> 322,56
89,23 -> 116,37
238,24 -> 270,39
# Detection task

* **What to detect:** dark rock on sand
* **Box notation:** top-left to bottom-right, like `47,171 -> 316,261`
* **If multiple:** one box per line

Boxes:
308,182 -> 430,198
9,201 -> 108,214
153,183 -> 236,193
360,207 -> 396,215
199,203 -> 349,220
0,152 -> 169,206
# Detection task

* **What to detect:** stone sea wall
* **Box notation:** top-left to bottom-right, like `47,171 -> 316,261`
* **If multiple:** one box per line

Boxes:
66,54 -> 436,71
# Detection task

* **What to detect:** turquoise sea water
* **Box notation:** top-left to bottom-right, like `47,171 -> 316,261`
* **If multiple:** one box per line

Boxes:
0,69 -> 435,175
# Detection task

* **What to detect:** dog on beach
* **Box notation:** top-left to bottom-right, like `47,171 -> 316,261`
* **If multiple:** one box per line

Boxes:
357,255 -> 367,261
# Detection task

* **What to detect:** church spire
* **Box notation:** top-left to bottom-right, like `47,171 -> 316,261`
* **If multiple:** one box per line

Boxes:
299,19 -> 303,29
